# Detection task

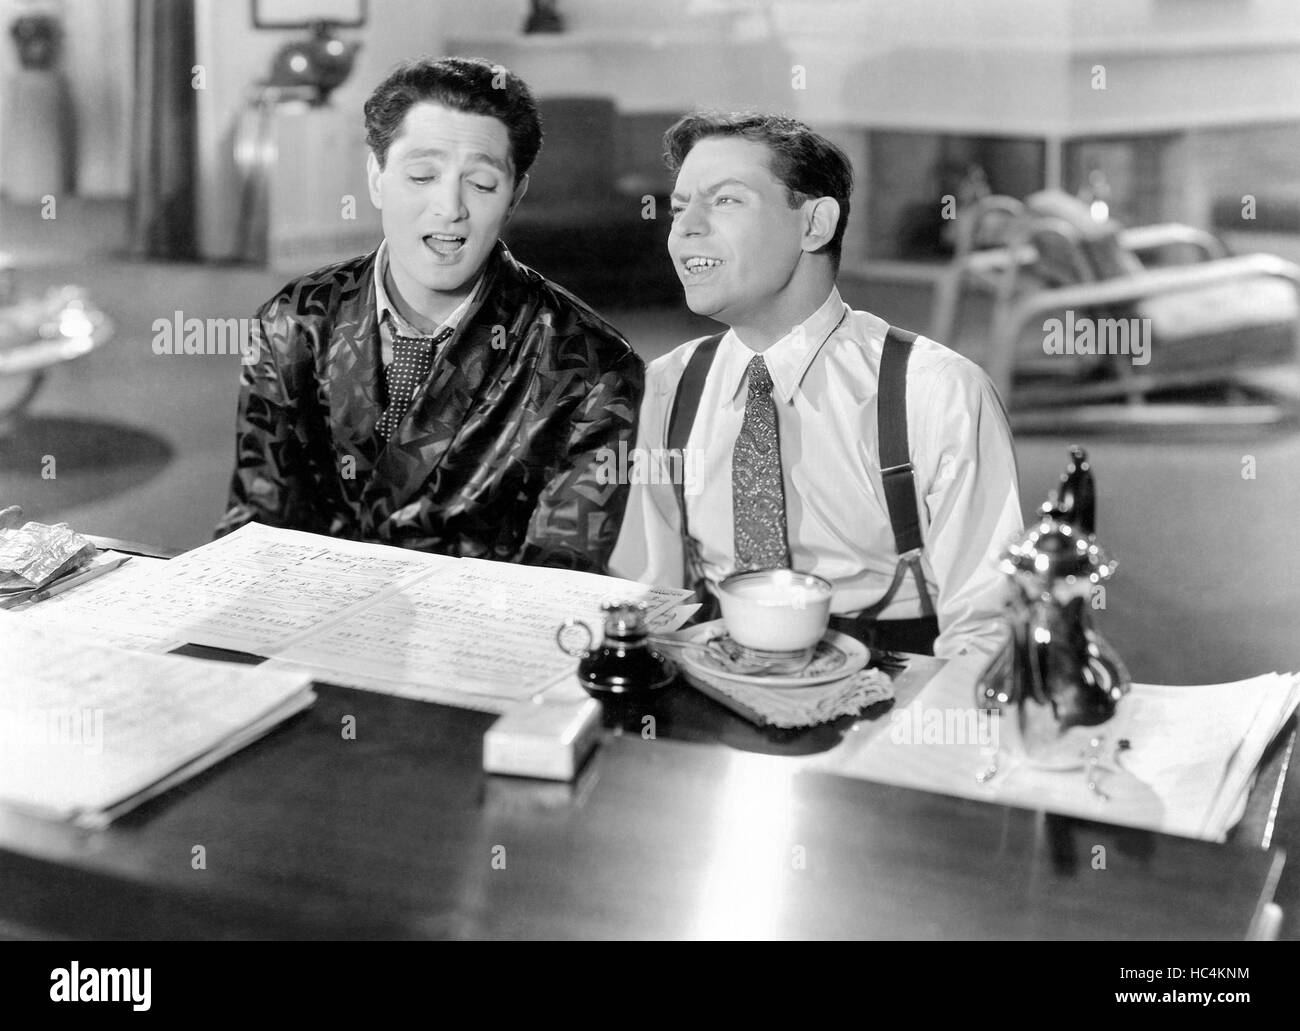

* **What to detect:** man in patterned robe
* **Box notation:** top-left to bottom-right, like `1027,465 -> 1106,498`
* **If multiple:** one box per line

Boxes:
215,57 -> 642,573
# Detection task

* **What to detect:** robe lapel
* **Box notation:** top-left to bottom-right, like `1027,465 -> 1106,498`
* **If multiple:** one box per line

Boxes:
322,253 -> 385,528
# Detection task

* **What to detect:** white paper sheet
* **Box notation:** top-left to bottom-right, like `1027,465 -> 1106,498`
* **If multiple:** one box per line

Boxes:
3,555 -> 184,651
11,523 -> 456,654
11,524 -> 694,711
0,622 -> 315,826
273,556 -> 692,702
811,656 -> 1300,841
258,656 -> 523,714
154,523 -> 459,652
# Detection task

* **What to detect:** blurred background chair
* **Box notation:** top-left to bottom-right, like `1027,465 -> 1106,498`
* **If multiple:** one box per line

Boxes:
932,192 -> 1300,430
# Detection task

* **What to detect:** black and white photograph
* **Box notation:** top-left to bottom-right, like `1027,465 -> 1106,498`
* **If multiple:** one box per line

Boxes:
0,0 -> 1297,979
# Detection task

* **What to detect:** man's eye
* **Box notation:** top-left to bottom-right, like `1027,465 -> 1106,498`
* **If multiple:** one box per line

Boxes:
670,207 -> 685,219
409,174 -> 437,184
715,195 -> 738,206
469,181 -> 498,193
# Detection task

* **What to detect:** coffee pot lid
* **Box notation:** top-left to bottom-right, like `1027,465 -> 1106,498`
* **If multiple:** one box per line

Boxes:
1002,446 -> 1115,584
1002,515 -> 1115,583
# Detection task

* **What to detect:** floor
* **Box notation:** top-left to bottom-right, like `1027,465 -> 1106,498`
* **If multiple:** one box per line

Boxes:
3,200 -> 1300,689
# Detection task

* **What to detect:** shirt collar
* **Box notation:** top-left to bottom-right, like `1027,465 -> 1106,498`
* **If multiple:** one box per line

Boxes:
374,238 -> 485,338
719,287 -> 849,404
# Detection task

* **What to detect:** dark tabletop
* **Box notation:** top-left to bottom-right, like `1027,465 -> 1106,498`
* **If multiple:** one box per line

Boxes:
0,536 -> 1291,940
0,672 -> 1292,941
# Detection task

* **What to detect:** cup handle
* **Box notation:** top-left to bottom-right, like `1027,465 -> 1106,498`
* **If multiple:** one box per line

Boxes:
555,618 -> 598,658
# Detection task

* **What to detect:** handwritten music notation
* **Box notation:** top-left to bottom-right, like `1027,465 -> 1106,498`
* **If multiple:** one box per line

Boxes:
4,555 -> 185,651
275,557 -> 690,702
10,523 -> 694,708
9,523 -> 454,655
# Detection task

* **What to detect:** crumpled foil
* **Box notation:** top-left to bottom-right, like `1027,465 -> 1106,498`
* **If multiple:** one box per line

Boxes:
0,521 -> 97,592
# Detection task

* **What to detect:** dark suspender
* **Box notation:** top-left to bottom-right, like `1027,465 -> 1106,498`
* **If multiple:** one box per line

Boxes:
667,332 -> 725,601
666,325 -> 936,622
877,327 -> 922,554
857,327 -> 936,621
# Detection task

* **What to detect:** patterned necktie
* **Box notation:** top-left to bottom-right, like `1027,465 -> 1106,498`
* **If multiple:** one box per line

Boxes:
732,354 -> 791,571
377,326 -> 452,441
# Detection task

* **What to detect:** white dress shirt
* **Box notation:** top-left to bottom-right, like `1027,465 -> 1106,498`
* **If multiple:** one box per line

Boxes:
609,287 -> 1024,660
373,238 -> 484,366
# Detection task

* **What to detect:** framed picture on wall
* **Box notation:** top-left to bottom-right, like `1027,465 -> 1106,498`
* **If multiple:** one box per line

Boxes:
251,0 -> 367,30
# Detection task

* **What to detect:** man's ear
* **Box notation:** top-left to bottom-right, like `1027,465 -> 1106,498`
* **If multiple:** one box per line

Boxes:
366,151 -> 383,210
506,173 -> 529,222
802,197 -> 840,254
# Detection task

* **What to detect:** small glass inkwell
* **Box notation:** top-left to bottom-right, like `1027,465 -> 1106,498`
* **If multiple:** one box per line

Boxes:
556,600 -> 678,698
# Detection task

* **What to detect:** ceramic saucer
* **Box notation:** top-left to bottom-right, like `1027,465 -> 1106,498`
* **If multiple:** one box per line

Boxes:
675,620 -> 869,688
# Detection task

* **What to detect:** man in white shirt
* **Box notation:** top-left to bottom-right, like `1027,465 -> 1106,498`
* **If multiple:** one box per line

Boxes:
608,112 -> 1022,659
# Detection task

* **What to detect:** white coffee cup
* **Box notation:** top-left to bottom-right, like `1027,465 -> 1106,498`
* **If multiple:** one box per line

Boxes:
716,569 -> 834,673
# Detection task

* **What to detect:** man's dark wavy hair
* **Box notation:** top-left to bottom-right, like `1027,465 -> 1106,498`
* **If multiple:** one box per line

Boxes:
663,111 -> 853,270
364,56 -> 542,182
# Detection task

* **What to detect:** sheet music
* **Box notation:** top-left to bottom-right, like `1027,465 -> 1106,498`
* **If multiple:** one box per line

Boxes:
20,523 -> 456,655
258,656 -> 524,715
3,555 -> 185,652
160,523 -> 463,652
12,523 -> 694,709
273,557 -> 692,702
0,622 -> 314,822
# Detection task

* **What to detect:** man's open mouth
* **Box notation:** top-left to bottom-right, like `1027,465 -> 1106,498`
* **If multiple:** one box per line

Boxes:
425,233 -> 467,257
682,256 -> 724,277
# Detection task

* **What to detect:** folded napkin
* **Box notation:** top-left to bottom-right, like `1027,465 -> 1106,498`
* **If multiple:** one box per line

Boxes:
679,658 -> 894,730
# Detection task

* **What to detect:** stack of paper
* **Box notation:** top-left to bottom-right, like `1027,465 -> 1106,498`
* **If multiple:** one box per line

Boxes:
813,654 -> 1300,841
0,621 -> 316,828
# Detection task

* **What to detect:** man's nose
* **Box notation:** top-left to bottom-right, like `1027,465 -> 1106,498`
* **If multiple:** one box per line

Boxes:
427,177 -> 468,221
673,200 -> 709,237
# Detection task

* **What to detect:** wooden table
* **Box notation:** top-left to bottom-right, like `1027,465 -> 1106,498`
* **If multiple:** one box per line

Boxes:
0,536 -> 1293,940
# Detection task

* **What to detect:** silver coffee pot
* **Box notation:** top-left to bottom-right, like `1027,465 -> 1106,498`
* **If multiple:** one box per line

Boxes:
976,447 -> 1131,765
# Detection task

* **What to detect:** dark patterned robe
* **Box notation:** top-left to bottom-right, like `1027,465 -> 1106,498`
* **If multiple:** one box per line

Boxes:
215,243 -> 643,572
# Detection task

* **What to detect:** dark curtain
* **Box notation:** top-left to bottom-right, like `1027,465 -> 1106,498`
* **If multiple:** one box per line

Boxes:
128,0 -> 197,259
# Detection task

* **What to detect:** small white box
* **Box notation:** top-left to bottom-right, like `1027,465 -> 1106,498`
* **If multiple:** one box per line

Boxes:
483,697 -> 603,781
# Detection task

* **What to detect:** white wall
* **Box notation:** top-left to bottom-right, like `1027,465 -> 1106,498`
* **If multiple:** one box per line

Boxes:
1066,0 -> 1300,41
194,0 -> 456,259
175,0 -> 1300,256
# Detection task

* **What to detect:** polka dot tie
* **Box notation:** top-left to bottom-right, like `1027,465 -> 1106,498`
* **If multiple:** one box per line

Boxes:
377,326 -> 452,441
732,355 -> 791,571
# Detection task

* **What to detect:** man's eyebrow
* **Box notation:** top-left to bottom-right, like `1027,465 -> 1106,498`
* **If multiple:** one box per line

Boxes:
401,148 -> 511,174
467,151 -> 511,174
670,177 -> 754,203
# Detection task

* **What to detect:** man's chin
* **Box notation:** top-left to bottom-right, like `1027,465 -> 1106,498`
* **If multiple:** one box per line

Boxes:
422,271 -> 479,295
681,289 -> 729,321
420,259 -> 490,296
